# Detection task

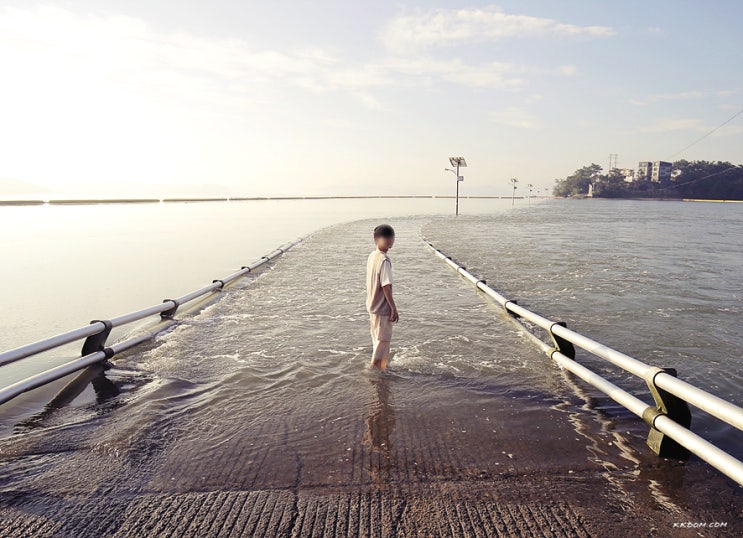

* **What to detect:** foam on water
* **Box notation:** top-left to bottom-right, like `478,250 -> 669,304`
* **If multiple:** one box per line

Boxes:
10,202 -> 741,450
3,203 -> 743,529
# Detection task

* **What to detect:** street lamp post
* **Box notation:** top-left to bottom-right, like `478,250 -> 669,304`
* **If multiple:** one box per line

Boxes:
510,177 -> 518,206
445,156 -> 467,216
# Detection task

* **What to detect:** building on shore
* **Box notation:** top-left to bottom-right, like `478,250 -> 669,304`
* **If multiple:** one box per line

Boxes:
618,168 -> 635,182
637,161 -> 672,184
637,162 -> 652,181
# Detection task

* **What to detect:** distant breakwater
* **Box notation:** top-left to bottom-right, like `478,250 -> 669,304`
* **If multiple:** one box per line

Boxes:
0,195 -> 544,207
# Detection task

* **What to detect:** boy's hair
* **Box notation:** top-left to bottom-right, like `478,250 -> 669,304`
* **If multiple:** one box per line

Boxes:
373,224 -> 395,239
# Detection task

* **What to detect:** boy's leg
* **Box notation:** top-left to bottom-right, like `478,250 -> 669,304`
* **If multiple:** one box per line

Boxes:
372,339 -> 391,369
370,314 -> 392,369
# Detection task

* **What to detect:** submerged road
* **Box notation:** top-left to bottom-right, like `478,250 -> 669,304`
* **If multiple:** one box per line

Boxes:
1,217 -> 741,537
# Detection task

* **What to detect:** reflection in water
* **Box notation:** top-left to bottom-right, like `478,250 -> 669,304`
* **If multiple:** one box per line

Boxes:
15,364 -> 121,433
90,369 -> 121,404
363,373 -> 396,487
554,369 -> 689,515
48,363 -> 121,408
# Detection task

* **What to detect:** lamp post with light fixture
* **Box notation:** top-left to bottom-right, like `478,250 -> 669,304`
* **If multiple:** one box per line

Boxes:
445,156 -> 467,216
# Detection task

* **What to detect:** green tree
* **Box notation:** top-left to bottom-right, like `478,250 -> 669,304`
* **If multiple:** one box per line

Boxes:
553,164 -> 603,197
555,160 -> 743,200
664,161 -> 743,200
594,169 -> 627,198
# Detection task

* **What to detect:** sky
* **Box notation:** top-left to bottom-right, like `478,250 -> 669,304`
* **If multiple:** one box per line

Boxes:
0,0 -> 741,197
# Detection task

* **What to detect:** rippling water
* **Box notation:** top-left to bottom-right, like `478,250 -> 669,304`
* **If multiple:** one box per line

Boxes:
0,197 -> 511,422
1,198 -> 742,526
422,200 -> 743,408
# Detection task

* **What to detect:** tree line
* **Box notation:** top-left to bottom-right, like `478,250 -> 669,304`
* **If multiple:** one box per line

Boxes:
553,160 -> 743,200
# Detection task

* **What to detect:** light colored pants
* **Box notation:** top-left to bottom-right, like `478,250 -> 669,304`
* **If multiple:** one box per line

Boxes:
369,313 -> 393,365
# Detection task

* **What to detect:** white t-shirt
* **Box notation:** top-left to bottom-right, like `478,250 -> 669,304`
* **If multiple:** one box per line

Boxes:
366,249 -> 393,315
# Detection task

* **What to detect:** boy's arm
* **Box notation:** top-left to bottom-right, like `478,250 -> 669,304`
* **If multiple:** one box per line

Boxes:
382,284 -> 399,322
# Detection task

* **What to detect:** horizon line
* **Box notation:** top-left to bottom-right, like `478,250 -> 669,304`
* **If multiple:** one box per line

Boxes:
0,194 -> 546,206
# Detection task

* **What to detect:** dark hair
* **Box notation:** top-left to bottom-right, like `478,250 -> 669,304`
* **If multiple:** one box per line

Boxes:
373,224 -> 395,239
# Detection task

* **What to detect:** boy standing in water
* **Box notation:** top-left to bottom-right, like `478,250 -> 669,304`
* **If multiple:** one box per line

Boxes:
366,224 -> 398,370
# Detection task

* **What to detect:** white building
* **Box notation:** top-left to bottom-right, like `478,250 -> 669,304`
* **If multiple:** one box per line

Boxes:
618,168 -> 635,182
637,161 -> 672,183
637,161 -> 652,182
652,161 -> 672,183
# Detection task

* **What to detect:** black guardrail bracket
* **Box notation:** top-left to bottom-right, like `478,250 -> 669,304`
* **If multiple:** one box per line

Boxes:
161,300 -> 180,319
81,320 -> 113,357
548,321 -> 576,360
643,367 -> 692,459
503,300 -> 521,319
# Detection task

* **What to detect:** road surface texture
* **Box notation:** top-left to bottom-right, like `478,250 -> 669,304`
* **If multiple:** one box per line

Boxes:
2,218 -> 741,536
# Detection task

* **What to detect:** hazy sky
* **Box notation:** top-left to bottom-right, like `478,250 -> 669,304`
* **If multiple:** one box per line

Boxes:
1,1 -> 741,197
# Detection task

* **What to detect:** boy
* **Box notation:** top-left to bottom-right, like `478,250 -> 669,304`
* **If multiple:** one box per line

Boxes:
366,224 -> 398,369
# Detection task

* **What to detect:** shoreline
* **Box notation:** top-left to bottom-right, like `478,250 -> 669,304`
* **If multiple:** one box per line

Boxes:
4,195 -> 742,207
566,196 -> 743,203
0,194 -> 544,206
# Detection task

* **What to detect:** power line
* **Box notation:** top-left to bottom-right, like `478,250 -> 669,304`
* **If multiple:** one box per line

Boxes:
667,107 -> 743,160
657,164 -> 739,192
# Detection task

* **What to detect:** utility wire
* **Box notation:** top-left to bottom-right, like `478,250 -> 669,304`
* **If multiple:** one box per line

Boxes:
667,107 -> 743,160
657,164 -> 739,192
657,107 -> 743,193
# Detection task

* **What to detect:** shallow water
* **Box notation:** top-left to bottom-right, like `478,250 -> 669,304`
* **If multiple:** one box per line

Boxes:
0,200 -> 742,487
421,200 -> 743,409
1,201 -> 743,533
0,197 -> 513,421
0,197 -> 490,351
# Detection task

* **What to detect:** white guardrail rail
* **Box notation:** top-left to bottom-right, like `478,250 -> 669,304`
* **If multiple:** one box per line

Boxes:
0,238 -> 302,406
423,239 -> 743,487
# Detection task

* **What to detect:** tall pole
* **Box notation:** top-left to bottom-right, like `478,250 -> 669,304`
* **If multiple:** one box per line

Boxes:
455,161 -> 460,216
510,177 -> 518,206
446,157 -> 466,216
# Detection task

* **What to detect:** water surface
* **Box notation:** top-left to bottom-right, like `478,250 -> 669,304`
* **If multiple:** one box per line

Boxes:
1,198 -> 741,506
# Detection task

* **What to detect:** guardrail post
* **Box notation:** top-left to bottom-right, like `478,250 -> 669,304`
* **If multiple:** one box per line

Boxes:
642,367 -> 692,459
161,300 -> 179,319
548,322 -> 575,360
503,300 -> 521,319
81,320 -> 113,359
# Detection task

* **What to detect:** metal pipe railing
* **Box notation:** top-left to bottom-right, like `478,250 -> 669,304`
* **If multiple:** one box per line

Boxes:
550,323 -> 743,431
427,240 -> 743,434
552,347 -> 743,485
423,239 -> 743,486
654,374 -> 743,431
172,283 -> 222,306
110,303 -> 176,328
0,238 -> 301,405
0,324 -> 105,368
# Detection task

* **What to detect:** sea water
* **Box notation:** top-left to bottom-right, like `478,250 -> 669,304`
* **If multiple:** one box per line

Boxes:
0,198 -> 741,458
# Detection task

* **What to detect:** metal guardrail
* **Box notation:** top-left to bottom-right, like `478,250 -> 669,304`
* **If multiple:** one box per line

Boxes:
0,238 -> 302,406
423,239 -> 743,487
